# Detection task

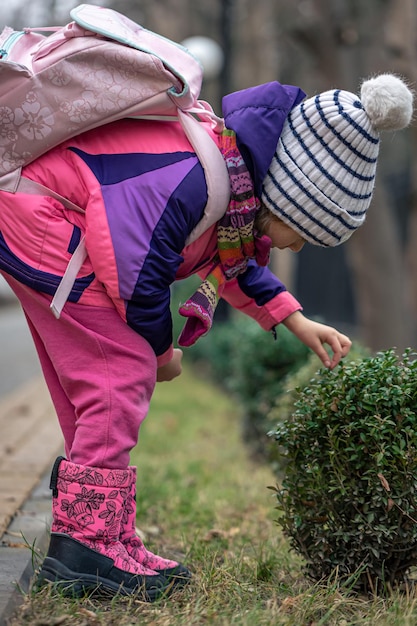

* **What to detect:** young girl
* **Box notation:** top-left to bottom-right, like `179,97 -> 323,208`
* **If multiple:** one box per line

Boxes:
0,73 -> 412,600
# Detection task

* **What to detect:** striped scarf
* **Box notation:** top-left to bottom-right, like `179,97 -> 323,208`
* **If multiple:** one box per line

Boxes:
178,128 -> 271,347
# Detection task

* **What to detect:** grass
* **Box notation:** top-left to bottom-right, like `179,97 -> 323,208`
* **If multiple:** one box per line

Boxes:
8,363 -> 417,625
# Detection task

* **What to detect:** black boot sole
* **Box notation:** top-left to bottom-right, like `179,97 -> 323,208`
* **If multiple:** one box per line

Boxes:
37,557 -> 166,600
36,533 -> 172,601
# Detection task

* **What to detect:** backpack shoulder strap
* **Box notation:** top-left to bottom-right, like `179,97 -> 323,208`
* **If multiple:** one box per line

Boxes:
177,110 -> 230,245
16,177 -> 87,318
49,236 -> 87,319
16,177 -> 85,214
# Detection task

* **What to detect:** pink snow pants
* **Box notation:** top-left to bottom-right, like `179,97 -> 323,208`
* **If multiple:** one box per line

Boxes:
4,275 -> 157,469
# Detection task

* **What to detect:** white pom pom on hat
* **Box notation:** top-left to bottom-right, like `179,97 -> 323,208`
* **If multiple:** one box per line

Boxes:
360,73 -> 413,131
261,73 -> 414,247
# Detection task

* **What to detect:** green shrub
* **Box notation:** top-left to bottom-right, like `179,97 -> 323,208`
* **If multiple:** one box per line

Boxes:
269,348 -> 417,592
267,341 -> 371,469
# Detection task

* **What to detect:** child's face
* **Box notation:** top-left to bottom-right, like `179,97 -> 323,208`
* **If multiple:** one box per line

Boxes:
265,218 -> 305,252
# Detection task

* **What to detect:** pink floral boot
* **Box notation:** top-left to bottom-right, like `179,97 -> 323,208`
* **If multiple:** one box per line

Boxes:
119,466 -> 191,587
37,457 -> 172,600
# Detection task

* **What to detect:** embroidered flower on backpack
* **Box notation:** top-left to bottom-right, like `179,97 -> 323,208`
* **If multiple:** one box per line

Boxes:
47,66 -> 72,88
14,92 -> 55,141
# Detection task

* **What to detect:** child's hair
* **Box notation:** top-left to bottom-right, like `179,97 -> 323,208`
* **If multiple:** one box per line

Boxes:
255,203 -> 282,236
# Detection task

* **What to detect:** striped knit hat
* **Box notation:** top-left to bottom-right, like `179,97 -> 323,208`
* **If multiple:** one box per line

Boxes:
261,74 -> 413,247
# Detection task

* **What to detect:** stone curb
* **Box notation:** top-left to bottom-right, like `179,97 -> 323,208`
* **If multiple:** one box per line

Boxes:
0,377 -> 62,626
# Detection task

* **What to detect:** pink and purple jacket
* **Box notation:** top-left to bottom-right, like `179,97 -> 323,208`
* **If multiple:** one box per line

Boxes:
0,81 -> 304,367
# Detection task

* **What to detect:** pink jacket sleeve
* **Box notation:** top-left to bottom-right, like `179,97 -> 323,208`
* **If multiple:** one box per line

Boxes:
220,276 -> 302,331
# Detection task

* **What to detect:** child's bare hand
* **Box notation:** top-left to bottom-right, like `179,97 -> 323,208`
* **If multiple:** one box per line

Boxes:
157,348 -> 183,382
283,311 -> 351,369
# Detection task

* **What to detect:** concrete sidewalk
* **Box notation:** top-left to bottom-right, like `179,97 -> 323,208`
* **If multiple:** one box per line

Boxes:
0,377 -> 63,626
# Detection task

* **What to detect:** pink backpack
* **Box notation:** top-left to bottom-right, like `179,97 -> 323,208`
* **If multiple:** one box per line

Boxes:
0,4 -> 230,316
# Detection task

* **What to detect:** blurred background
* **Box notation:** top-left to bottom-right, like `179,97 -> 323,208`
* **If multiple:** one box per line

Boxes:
1,0 -> 416,355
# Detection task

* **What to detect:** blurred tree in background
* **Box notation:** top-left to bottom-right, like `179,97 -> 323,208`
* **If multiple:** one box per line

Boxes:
1,0 -> 416,352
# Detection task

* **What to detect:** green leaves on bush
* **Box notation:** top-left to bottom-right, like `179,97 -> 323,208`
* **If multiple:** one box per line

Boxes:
269,349 -> 417,591
268,342 -> 370,470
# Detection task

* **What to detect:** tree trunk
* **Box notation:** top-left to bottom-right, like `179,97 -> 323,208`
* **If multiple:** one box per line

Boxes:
345,185 -> 416,351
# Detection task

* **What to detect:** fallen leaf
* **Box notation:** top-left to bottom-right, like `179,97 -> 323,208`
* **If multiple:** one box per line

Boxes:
377,473 -> 391,492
